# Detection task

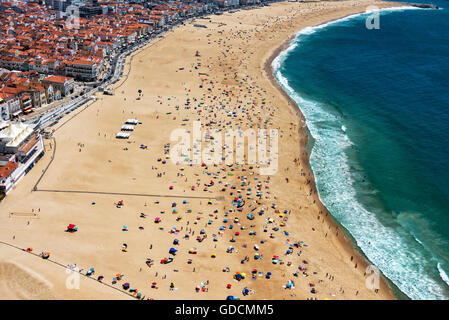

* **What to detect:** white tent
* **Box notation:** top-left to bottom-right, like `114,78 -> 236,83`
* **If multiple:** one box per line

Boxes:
121,125 -> 134,131
116,132 -> 130,139
125,119 -> 138,125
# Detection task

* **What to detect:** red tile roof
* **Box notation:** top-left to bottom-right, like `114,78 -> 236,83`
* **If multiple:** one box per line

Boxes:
0,161 -> 18,180
43,75 -> 73,83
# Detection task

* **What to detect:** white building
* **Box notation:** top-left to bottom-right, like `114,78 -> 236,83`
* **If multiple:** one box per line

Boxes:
0,123 -> 45,195
0,93 -> 21,119
65,60 -> 99,81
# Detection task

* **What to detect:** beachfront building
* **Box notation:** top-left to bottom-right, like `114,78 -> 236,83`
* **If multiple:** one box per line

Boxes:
0,86 -> 34,115
0,93 -> 21,119
215,0 -> 240,8
42,75 -> 75,100
0,153 -> 17,198
64,60 -> 99,81
0,122 -> 45,196
240,0 -> 259,5
0,70 -> 49,115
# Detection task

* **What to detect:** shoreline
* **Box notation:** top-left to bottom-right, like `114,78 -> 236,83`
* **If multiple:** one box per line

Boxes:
263,5 -> 412,300
0,0 -> 409,300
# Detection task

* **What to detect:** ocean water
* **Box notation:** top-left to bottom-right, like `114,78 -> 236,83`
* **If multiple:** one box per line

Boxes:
273,1 -> 449,300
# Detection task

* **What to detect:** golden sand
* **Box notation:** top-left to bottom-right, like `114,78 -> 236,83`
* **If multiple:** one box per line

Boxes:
0,0 -> 404,299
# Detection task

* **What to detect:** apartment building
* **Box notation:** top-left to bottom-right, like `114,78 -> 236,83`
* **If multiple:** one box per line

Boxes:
0,93 -> 21,119
42,75 -> 75,99
64,59 -> 99,81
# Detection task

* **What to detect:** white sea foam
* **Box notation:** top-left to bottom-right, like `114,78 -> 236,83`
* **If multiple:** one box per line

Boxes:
272,7 -> 448,300
438,263 -> 449,287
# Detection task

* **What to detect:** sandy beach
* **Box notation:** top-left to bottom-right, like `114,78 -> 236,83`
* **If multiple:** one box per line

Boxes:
0,0 -> 404,300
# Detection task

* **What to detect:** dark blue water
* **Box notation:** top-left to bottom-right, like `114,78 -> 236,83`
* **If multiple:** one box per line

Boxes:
273,2 -> 449,299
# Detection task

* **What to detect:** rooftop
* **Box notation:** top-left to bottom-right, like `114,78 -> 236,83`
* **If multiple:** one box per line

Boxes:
0,160 -> 18,180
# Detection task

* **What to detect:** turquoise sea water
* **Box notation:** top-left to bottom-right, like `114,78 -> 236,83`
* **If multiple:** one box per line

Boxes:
273,2 -> 449,299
